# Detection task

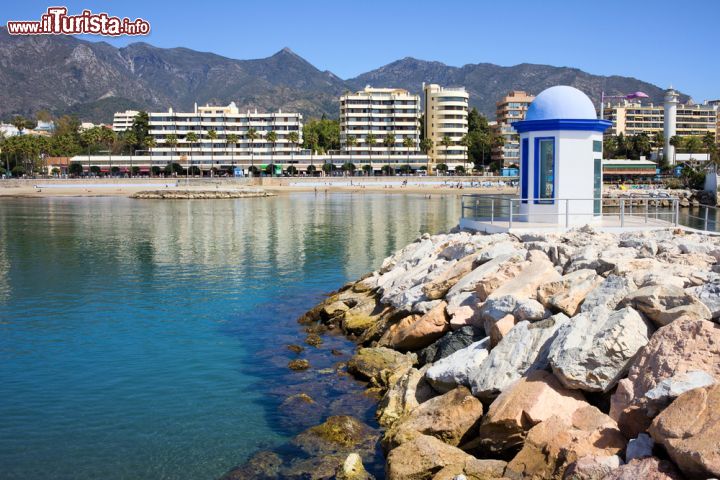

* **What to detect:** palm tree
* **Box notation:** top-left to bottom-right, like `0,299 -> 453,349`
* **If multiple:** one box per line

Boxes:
459,134 -> 470,173
441,135 -> 452,170
165,134 -> 178,173
11,116 -> 26,133
186,132 -> 198,181
306,164 -> 316,176
436,163 -> 449,175
669,135 -> 681,165
226,133 -> 238,169
652,131 -> 665,160
365,132 -> 377,173
403,137 -> 414,167
208,129 -> 218,175
702,132 -> 716,154
287,131 -> 299,165
361,164 -> 372,176
420,138 -> 433,174
342,162 -> 356,176
384,134 -> 396,170
141,137 -> 155,178
266,130 -> 277,175
247,127 -> 258,174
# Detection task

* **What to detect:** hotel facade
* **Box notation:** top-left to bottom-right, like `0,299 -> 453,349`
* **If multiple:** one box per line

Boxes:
114,102 -> 303,161
493,91 -> 535,166
339,87 -> 420,158
422,83 -> 469,170
602,99 -> 718,139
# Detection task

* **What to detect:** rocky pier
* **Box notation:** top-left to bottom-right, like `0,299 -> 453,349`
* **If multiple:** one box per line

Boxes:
226,225 -> 720,480
131,188 -> 275,199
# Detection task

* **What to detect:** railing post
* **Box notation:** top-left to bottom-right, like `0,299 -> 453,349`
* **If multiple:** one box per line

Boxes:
705,207 -> 710,231
620,199 -> 625,228
565,199 -> 569,228
509,199 -> 513,229
461,196 -> 465,219
675,199 -> 679,226
645,198 -> 648,224
491,199 -> 495,225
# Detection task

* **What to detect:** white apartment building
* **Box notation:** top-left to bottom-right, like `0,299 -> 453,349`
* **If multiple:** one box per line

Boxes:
493,91 -> 535,166
148,103 -> 303,161
423,83 -> 469,168
603,98 -> 718,138
339,87 -> 420,159
112,110 -> 139,132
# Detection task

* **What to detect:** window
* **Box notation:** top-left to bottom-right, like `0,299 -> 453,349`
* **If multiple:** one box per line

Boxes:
593,140 -> 602,153
534,137 -> 555,204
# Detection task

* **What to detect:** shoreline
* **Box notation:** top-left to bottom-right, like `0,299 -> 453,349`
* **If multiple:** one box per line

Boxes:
227,225 -> 720,479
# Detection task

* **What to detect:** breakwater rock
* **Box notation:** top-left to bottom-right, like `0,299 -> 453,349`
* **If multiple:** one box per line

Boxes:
261,225 -> 720,480
131,188 -> 275,199
605,188 -> 717,207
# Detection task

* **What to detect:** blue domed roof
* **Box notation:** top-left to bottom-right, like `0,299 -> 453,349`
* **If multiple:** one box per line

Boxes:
525,86 -> 597,121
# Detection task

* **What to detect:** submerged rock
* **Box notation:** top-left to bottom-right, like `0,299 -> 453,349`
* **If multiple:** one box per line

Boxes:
386,434 -> 506,480
335,453 -> 374,480
288,359 -> 310,371
347,347 -> 416,388
221,450 -> 283,480
377,366 -> 434,428
292,415 -> 377,457
382,386 -> 483,451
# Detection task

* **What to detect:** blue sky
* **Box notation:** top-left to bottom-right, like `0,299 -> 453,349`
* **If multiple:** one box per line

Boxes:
3,0 -> 719,101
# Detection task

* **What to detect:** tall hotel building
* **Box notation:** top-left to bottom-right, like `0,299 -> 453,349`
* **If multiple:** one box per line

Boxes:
493,91 -> 535,166
423,83 -> 469,169
339,87 -> 420,158
113,103 -> 302,161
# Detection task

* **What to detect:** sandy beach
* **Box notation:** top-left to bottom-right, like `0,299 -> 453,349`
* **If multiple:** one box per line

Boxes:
0,179 -> 518,198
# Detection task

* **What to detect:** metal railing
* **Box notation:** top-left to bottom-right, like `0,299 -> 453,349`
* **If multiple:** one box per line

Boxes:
460,195 -> 720,233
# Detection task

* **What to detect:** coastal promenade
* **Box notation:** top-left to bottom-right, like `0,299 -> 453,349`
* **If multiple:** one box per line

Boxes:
0,176 -> 518,197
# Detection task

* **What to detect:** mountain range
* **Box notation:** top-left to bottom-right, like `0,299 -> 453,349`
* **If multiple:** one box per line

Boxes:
0,27 -> 687,123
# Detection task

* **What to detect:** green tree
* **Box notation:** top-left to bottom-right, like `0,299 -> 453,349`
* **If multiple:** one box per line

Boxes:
266,130 -> 277,169
362,164 -> 372,176
436,163 -> 448,175
226,133 -> 238,167
302,118 -> 340,153
455,165 -> 466,175
54,115 -> 81,137
345,134 -> 357,154
151,165 -> 161,176
90,165 -> 102,176
11,116 -> 27,132
652,131 -> 665,160
131,166 -> 141,176
322,162 -> 335,175
165,134 -> 178,168
669,135 -> 682,164
383,133 -> 396,161
68,162 -> 84,177
403,137 -> 414,166
381,164 -> 394,176
207,129 -> 218,170
131,111 -> 150,152
420,138 -> 433,173
186,132 -> 199,179
247,127 -> 258,171
365,132 -> 377,170
287,131 -> 299,163
286,165 -> 298,176
440,135 -> 452,166
306,164 -> 316,176
342,162 -> 356,176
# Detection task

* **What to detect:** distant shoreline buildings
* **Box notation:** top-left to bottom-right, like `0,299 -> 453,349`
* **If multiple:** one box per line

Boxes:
423,83 -> 470,170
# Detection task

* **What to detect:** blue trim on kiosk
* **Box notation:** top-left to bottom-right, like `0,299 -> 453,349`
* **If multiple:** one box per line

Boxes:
514,119 -> 612,133
520,138 -> 529,203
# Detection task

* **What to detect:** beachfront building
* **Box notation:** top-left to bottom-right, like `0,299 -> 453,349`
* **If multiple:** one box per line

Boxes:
112,110 -> 139,132
602,91 -> 718,140
493,91 -> 536,167
602,159 -> 658,182
339,87 -> 421,164
0,123 -> 20,137
147,102 -> 303,162
422,83 -> 469,171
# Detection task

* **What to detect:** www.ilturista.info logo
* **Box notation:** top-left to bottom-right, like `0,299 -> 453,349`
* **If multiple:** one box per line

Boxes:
6,7 -> 150,36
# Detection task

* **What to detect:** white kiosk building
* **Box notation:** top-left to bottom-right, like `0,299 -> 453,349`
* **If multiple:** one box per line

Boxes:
513,86 -> 611,225
460,86 -> 688,233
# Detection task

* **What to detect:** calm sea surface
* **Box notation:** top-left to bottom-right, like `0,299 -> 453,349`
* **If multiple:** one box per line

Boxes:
0,193 -> 461,480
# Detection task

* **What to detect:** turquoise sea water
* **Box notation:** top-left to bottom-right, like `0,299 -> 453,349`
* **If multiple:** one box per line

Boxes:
0,193 -> 461,480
